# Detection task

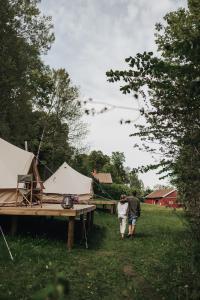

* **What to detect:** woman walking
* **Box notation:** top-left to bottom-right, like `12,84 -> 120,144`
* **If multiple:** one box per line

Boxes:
117,195 -> 128,239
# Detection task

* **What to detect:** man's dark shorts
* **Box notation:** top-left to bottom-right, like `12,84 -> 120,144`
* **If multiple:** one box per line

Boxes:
128,215 -> 138,225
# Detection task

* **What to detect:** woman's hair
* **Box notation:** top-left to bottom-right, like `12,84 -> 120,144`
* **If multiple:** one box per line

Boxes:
120,194 -> 127,201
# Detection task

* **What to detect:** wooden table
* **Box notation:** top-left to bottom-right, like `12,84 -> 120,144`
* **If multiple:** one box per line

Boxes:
89,200 -> 117,214
0,204 -> 96,250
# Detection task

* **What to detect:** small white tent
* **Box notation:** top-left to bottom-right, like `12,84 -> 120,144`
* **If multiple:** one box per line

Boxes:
0,138 -> 42,206
43,162 -> 93,202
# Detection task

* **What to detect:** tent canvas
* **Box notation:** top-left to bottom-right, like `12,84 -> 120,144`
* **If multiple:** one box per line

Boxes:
0,138 -> 42,206
43,162 -> 93,202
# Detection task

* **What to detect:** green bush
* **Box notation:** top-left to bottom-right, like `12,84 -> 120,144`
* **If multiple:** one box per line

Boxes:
93,182 -> 135,200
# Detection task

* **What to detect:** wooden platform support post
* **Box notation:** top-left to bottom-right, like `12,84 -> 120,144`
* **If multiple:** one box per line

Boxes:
91,211 -> 94,228
113,204 -> 116,214
10,216 -> 18,236
80,214 -> 84,241
67,216 -> 75,251
86,212 -> 91,233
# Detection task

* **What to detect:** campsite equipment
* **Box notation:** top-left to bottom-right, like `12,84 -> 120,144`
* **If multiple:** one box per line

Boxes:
0,225 -> 14,261
0,138 -> 43,207
16,174 -> 33,206
16,174 -> 43,207
72,195 -> 79,204
43,162 -> 93,203
61,194 -> 74,209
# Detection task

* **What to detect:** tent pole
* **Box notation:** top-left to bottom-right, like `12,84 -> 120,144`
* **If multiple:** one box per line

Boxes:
0,226 -> 14,261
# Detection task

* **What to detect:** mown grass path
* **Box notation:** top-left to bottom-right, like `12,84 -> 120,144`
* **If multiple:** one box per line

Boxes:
0,204 -> 192,299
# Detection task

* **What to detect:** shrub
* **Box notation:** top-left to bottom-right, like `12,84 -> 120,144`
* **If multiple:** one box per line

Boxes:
94,182 -> 135,200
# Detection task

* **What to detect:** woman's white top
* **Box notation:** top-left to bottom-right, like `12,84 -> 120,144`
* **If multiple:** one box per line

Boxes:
117,202 -> 128,218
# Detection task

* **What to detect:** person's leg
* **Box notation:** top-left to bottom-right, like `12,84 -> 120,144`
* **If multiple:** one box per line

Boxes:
131,225 -> 135,235
121,217 -> 127,239
119,218 -> 123,238
128,216 -> 133,236
128,224 -> 132,235
130,218 -> 137,236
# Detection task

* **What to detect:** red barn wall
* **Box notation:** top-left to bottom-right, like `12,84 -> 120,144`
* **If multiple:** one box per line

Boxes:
145,199 -> 159,205
158,191 -> 178,207
145,191 -> 182,208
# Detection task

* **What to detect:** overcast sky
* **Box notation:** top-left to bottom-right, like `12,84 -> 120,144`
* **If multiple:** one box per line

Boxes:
40,0 -> 187,188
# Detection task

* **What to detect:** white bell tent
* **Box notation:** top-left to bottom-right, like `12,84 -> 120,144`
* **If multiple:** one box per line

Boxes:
43,162 -> 93,202
0,138 -> 41,206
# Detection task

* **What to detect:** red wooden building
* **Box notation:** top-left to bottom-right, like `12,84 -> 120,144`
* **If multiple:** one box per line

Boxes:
145,188 -> 181,208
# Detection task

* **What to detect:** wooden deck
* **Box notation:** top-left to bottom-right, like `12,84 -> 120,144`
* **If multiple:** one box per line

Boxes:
0,204 -> 96,250
0,204 -> 95,217
90,200 -> 117,214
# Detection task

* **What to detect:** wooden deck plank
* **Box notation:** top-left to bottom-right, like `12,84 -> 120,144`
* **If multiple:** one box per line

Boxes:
90,200 -> 117,205
0,204 -> 96,217
90,200 -> 117,214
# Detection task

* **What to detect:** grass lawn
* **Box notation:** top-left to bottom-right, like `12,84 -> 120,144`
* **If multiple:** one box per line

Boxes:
0,204 -> 196,300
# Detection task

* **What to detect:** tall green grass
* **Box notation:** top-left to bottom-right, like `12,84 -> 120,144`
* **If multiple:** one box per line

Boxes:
0,204 -> 198,299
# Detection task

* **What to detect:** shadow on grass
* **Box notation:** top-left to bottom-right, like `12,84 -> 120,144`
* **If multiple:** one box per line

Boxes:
87,224 -> 107,250
0,215 -> 107,249
95,207 -> 114,214
134,232 -> 153,238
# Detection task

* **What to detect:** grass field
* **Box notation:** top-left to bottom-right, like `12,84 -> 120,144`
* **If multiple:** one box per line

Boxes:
0,204 -> 197,300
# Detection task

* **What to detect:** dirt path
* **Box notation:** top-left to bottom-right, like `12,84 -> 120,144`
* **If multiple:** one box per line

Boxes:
123,264 -> 161,300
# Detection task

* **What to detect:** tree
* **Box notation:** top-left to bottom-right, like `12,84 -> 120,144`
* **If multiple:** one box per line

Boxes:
143,187 -> 153,197
0,0 -> 54,147
36,69 -> 87,147
22,68 -> 87,177
108,152 -> 127,184
0,1 -> 86,174
71,153 -> 91,176
129,169 -> 144,194
88,150 -> 110,172
107,0 -> 200,235
153,184 -> 173,190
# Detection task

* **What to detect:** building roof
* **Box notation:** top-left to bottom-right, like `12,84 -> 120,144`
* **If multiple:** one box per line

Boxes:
92,172 -> 113,184
0,138 -> 34,189
44,162 -> 93,195
145,188 -> 176,199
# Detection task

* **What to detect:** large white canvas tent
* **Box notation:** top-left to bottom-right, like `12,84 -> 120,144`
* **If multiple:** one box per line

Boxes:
0,138 -> 42,206
43,162 -> 93,203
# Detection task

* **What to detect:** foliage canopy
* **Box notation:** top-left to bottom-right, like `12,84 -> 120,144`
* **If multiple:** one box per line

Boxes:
106,0 -> 200,236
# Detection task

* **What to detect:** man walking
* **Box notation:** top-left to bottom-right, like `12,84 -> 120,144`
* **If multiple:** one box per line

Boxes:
127,191 -> 141,238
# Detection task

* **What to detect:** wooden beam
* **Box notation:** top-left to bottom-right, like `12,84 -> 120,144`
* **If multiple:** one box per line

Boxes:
90,200 -> 117,205
80,214 -> 84,241
90,200 -> 117,215
67,216 -> 75,250
110,204 -> 114,214
0,204 -> 96,217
